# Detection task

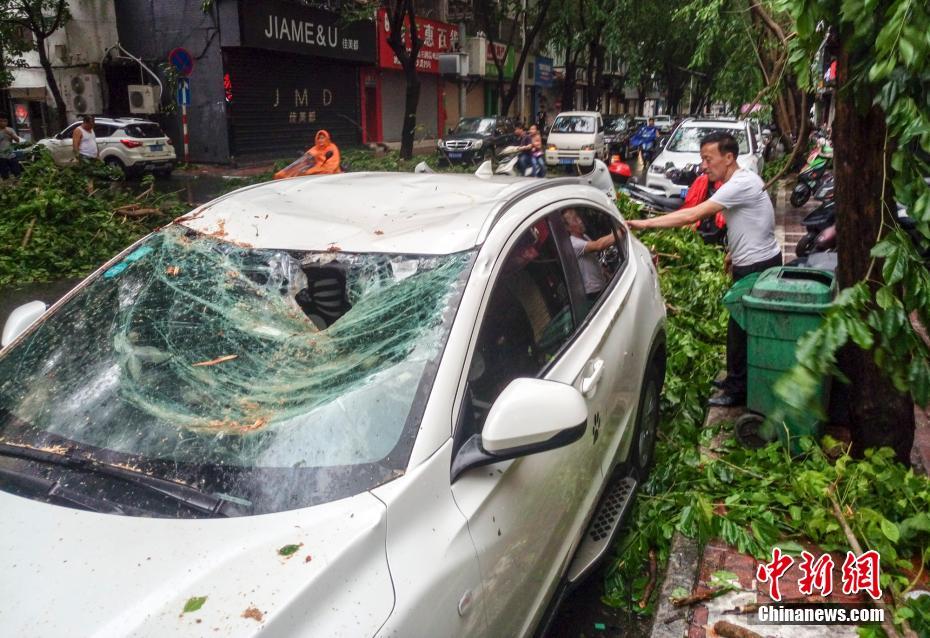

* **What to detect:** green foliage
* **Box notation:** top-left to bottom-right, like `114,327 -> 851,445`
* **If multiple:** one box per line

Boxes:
762,154 -> 791,182
606,196 -> 930,626
182,596 -> 207,613
773,0 -> 930,415
0,155 -> 183,285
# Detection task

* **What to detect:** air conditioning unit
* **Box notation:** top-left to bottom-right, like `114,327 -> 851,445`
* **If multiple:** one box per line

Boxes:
128,85 -> 157,114
438,52 -> 469,77
466,36 -> 486,76
63,73 -> 103,115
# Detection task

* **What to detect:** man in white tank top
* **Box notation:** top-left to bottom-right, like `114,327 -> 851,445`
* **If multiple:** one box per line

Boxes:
72,115 -> 98,161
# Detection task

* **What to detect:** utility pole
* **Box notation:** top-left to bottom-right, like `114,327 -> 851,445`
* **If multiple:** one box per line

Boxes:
518,0 -> 526,120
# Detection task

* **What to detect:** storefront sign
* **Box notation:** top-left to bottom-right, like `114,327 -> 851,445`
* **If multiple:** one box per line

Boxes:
535,56 -> 554,87
376,8 -> 457,73
239,0 -> 375,63
484,42 -> 515,79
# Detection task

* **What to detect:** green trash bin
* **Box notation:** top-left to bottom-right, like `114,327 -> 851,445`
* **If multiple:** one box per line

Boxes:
723,267 -> 836,451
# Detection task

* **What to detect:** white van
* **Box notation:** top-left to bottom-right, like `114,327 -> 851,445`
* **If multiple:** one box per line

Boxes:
544,111 -> 606,168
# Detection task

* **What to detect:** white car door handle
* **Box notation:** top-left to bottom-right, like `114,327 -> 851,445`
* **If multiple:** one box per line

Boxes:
581,359 -> 605,397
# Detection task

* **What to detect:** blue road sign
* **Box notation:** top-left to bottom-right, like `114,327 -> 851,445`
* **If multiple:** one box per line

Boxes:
177,77 -> 191,106
168,47 -> 194,77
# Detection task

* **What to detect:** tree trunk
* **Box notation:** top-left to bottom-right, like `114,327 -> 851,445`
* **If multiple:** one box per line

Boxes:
35,33 -> 67,131
500,0 -> 554,118
832,45 -> 915,463
636,80 -> 647,115
562,51 -> 577,111
400,67 -> 421,159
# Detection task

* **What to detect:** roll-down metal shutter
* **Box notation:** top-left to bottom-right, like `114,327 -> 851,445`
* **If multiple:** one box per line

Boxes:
224,48 -> 360,160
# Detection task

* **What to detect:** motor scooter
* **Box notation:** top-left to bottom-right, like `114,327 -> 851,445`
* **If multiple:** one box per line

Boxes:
493,145 -> 544,177
791,139 -> 833,207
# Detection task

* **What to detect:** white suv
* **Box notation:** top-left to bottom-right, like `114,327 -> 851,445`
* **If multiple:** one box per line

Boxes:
36,117 -> 176,176
645,118 -> 764,197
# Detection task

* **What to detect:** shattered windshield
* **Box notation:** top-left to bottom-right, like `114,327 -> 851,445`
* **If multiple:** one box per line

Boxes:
0,227 -> 474,516
453,118 -> 495,135
668,127 -> 750,154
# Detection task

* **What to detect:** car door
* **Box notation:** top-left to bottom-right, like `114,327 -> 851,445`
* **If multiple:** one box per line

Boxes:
450,208 -> 616,636
49,124 -> 79,164
595,115 -> 606,158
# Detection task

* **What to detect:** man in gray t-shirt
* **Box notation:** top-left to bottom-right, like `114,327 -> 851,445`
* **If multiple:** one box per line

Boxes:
561,208 -> 616,300
627,131 -> 782,407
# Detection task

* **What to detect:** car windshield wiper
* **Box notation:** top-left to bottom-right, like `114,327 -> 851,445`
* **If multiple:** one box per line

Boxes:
0,441 -> 240,517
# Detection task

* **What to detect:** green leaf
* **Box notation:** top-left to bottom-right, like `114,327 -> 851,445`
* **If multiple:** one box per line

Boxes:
875,285 -> 896,310
880,518 -> 900,542
183,596 -> 208,613
278,543 -> 302,556
899,37 -> 917,67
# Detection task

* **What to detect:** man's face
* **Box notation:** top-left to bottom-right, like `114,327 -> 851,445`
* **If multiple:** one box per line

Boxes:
562,209 -> 585,236
529,125 -> 538,135
0,118 -> 7,128
83,118 -> 94,130
515,126 -> 524,137
700,142 -> 734,182
648,119 -> 654,126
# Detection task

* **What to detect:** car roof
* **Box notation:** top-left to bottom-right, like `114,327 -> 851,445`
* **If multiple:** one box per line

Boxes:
554,111 -> 600,117
66,117 -> 159,127
179,172 -> 590,255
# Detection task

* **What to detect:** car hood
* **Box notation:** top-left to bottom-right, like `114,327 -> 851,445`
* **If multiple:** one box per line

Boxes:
0,490 -> 393,637
444,133 -> 487,141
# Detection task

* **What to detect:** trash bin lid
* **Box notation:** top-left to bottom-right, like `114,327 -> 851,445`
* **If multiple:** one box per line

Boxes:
746,267 -> 836,308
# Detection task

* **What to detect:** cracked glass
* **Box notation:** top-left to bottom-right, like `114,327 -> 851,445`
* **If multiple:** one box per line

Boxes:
0,226 -> 474,515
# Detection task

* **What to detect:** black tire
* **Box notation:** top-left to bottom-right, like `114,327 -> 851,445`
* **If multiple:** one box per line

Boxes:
795,233 -> 817,258
630,358 -> 663,479
734,413 -> 777,448
103,156 -> 127,180
790,182 -> 812,207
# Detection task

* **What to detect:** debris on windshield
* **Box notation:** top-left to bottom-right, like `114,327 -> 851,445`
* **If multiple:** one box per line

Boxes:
278,543 -> 303,557
242,607 -> 264,622
182,596 -> 208,613
165,265 -> 180,276
192,354 -> 238,367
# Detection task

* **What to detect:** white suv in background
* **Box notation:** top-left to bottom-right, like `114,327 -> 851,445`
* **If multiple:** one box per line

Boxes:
36,117 -> 176,176
645,118 -> 764,197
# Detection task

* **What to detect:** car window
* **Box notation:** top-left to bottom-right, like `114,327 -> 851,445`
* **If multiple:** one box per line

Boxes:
557,207 -> 628,320
58,123 -> 79,139
0,226 -> 476,516
454,118 -> 496,135
124,123 -> 166,138
667,127 -> 749,154
463,219 -> 574,431
551,115 -> 596,134
94,124 -> 115,138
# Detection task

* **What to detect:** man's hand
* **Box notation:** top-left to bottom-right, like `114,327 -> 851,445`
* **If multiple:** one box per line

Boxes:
626,219 -> 647,231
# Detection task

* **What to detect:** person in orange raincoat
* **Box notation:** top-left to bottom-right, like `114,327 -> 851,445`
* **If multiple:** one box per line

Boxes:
274,129 -> 341,179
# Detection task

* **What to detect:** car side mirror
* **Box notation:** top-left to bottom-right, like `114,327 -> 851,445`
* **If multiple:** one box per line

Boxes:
2,301 -> 47,348
451,378 -> 588,480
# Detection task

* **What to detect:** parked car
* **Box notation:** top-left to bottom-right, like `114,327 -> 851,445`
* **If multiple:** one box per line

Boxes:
437,116 -> 517,164
646,118 -> 765,197
651,114 -> 673,133
34,117 -> 176,176
544,111 -> 608,167
0,163 -> 666,638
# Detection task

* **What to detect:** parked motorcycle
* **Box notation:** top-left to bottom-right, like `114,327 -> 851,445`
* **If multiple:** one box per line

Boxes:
629,126 -> 658,166
791,139 -> 833,207
794,199 -> 836,257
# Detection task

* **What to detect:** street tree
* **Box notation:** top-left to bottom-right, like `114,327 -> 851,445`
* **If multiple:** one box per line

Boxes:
0,0 -> 70,130
472,0 -> 554,117
776,0 -> 930,462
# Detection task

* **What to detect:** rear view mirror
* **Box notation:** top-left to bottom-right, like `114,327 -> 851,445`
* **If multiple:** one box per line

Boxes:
2,301 -> 47,348
451,378 -> 588,480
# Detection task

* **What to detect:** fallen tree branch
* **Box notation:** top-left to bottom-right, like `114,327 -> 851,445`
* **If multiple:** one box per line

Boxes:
671,586 -> 727,607
638,548 -> 658,608
828,488 -> 914,638
21,217 -> 37,248
713,620 -> 763,638
763,92 -> 809,191
114,207 -> 161,218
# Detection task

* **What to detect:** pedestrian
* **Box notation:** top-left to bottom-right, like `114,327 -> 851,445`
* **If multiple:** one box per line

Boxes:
72,114 -> 99,162
536,109 -> 547,131
513,123 -> 533,175
0,115 -> 24,179
529,133 -> 546,178
626,131 -> 782,407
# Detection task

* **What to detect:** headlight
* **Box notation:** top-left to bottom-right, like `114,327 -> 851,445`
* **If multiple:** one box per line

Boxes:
547,144 -> 558,151
649,163 -> 666,174
471,139 -> 483,149
580,144 -> 596,151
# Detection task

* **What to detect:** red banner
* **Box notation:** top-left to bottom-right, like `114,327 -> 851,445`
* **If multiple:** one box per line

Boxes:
376,8 -> 457,74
